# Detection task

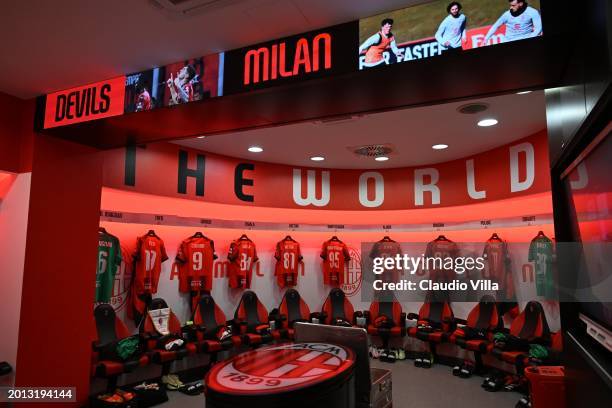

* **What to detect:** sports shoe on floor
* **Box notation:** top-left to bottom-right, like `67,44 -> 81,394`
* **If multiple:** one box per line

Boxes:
382,349 -> 397,363
115,389 -> 135,401
482,373 -> 506,392
97,393 -> 124,403
162,374 -> 184,390
179,382 -> 204,396
516,396 -> 531,408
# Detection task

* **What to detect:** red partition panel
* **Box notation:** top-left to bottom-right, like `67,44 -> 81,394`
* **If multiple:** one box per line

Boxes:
15,134 -> 103,406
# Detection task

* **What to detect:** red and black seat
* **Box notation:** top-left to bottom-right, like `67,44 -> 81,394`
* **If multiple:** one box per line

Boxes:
189,293 -> 243,352
407,298 -> 455,344
449,295 -> 503,376
92,304 -> 149,389
450,295 -> 503,353
406,295 -> 454,367
271,289 -> 311,340
364,292 -> 406,349
141,298 -> 197,364
233,291 -> 275,345
317,288 -> 357,326
491,301 -> 551,372
482,301 -> 554,391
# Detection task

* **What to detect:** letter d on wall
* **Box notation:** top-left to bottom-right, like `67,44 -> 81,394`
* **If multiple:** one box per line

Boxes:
510,143 -> 535,192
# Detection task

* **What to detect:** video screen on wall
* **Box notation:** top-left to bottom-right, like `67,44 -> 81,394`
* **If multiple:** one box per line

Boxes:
358,0 -> 542,70
124,53 -> 223,113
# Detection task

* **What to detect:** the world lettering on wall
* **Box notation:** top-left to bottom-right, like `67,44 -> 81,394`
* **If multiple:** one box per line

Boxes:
102,130 -> 549,210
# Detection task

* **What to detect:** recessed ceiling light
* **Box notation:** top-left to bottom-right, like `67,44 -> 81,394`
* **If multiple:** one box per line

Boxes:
432,144 -> 448,150
196,135 -> 206,139
478,118 -> 498,127
375,156 -> 389,162
310,156 -> 325,161
248,146 -> 263,153
516,90 -> 532,95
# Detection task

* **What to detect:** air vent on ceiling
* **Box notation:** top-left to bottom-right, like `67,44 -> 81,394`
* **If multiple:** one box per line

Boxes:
312,115 -> 364,126
457,102 -> 489,114
150,0 -> 245,15
349,144 -> 395,157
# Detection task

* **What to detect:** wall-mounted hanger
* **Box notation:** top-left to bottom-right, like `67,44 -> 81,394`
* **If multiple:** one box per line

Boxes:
147,229 -> 157,237
98,227 -> 107,233
284,235 -> 294,241
435,235 -> 448,241
489,232 -> 500,240
330,236 -> 339,241
239,234 -> 249,240
192,231 -> 204,238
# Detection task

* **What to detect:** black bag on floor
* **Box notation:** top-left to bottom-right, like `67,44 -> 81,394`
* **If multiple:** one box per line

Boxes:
132,384 -> 168,408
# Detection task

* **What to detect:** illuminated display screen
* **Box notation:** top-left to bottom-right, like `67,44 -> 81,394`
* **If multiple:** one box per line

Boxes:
358,0 -> 542,70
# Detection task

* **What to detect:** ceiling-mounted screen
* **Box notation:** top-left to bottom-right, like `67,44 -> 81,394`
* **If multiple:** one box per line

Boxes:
358,0 -> 542,70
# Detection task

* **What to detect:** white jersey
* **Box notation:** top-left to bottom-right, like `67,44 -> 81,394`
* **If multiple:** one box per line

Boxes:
435,14 -> 466,49
485,6 -> 542,43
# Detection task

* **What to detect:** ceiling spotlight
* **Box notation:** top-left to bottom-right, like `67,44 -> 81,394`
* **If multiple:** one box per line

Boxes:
196,135 -> 206,139
516,90 -> 532,95
310,156 -> 325,161
248,146 -> 263,153
375,156 -> 389,162
432,144 -> 448,150
477,118 -> 498,127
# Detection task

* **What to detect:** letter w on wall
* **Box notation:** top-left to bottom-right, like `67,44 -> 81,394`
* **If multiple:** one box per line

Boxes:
292,169 -> 330,207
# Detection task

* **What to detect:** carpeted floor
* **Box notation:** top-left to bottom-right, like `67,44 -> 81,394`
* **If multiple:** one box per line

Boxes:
158,359 -> 521,407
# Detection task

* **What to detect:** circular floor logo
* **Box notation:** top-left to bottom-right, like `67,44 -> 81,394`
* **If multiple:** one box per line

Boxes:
342,247 -> 362,297
210,343 -> 353,394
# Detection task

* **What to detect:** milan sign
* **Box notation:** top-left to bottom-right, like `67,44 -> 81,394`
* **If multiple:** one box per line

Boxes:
224,22 -> 358,94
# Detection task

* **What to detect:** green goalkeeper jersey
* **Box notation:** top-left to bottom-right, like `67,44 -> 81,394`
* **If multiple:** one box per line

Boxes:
528,234 -> 554,298
96,231 -> 122,303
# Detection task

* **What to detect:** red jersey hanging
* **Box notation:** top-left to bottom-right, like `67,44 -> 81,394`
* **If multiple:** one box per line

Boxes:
482,233 -> 515,301
227,235 -> 258,289
369,236 -> 402,283
321,237 -> 351,287
176,233 -> 217,293
424,235 -> 459,282
274,236 -> 303,288
133,230 -> 168,294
